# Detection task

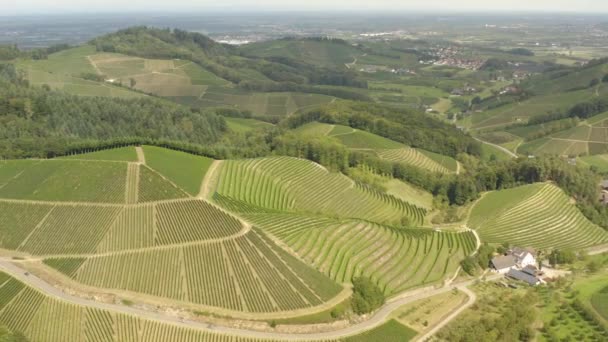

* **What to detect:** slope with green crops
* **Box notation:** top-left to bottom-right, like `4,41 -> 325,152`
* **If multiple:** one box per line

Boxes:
469,183 -> 608,249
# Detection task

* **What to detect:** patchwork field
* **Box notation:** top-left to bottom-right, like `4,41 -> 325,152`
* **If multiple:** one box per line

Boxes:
0,148 -> 347,315
295,122 -> 458,174
468,183 -> 608,249
469,87 -> 603,130
519,112 -> 608,156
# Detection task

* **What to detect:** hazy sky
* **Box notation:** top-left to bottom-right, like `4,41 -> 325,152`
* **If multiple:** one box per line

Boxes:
6,0 -> 608,15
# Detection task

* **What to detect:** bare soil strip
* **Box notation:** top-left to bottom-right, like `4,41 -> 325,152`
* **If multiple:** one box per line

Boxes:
135,146 -> 146,164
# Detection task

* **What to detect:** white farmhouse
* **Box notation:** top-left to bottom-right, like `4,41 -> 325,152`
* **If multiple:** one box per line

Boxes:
509,247 -> 536,268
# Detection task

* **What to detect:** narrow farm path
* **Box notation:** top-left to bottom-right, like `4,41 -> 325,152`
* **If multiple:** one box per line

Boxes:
198,160 -> 222,199
413,286 -> 476,342
135,146 -> 146,164
587,243 -> 608,255
0,259 -> 501,340
473,137 -> 518,159
86,56 -> 103,75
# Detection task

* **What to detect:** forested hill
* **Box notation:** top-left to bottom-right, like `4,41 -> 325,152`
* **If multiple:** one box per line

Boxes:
0,64 -> 227,159
287,101 -> 481,158
91,27 -> 368,93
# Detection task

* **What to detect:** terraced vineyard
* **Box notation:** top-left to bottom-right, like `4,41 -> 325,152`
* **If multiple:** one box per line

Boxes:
469,183 -> 608,249
214,157 -> 427,225
241,214 -> 477,294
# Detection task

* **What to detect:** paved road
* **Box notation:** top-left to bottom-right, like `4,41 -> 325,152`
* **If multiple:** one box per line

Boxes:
414,286 -> 476,342
0,259 -> 500,340
473,137 -> 518,159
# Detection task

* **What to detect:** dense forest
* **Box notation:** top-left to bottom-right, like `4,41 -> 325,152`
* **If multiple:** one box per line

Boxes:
0,64 -> 227,158
285,101 -> 481,158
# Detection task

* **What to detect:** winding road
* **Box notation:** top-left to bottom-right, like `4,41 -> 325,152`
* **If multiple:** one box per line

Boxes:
0,259 -> 501,341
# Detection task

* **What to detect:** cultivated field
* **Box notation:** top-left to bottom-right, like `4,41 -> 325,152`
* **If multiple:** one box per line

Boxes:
240,213 -> 477,295
0,272 -> 345,342
519,111 -> 608,156
0,271 -> 420,342
213,157 -> 427,225
468,183 -> 608,249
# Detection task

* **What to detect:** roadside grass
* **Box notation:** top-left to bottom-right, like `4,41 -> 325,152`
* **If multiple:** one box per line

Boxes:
344,319 -> 418,342
390,289 -> 467,334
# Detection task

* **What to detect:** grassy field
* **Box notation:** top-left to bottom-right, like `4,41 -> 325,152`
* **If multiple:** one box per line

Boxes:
142,146 -> 213,195
225,117 -> 274,133
391,289 -> 467,335
468,183 -> 608,250
579,154 -> 608,172
384,179 -> 434,210
343,319 -> 417,342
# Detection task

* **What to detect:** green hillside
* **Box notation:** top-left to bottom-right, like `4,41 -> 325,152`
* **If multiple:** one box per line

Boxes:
239,38 -> 361,68
213,157 -> 427,225
296,122 -> 459,173
469,183 -> 608,249
142,146 -> 213,195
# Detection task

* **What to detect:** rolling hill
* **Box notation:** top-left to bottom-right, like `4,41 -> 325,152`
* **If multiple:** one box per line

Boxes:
296,122 -> 459,173
0,146 -> 474,322
468,183 -> 608,250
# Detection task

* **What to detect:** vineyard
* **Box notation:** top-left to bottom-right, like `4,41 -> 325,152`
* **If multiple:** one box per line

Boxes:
46,228 -> 341,313
377,148 -> 453,174
468,183 -> 608,249
0,272 -> 417,342
241,213 -> 477,294
214,157 -> 427,226
519,111 -> 608,156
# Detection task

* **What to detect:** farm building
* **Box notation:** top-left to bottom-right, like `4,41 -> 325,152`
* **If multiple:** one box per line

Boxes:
509,247 -> 536,268
506,268 -> 541,286
491,255 -> 516,273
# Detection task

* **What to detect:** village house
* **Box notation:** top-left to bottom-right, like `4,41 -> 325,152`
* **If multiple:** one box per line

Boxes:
491,247 -> 543,285
490,255 -> 516,273
509,247 -> 536,268
491,246 -> 537,272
